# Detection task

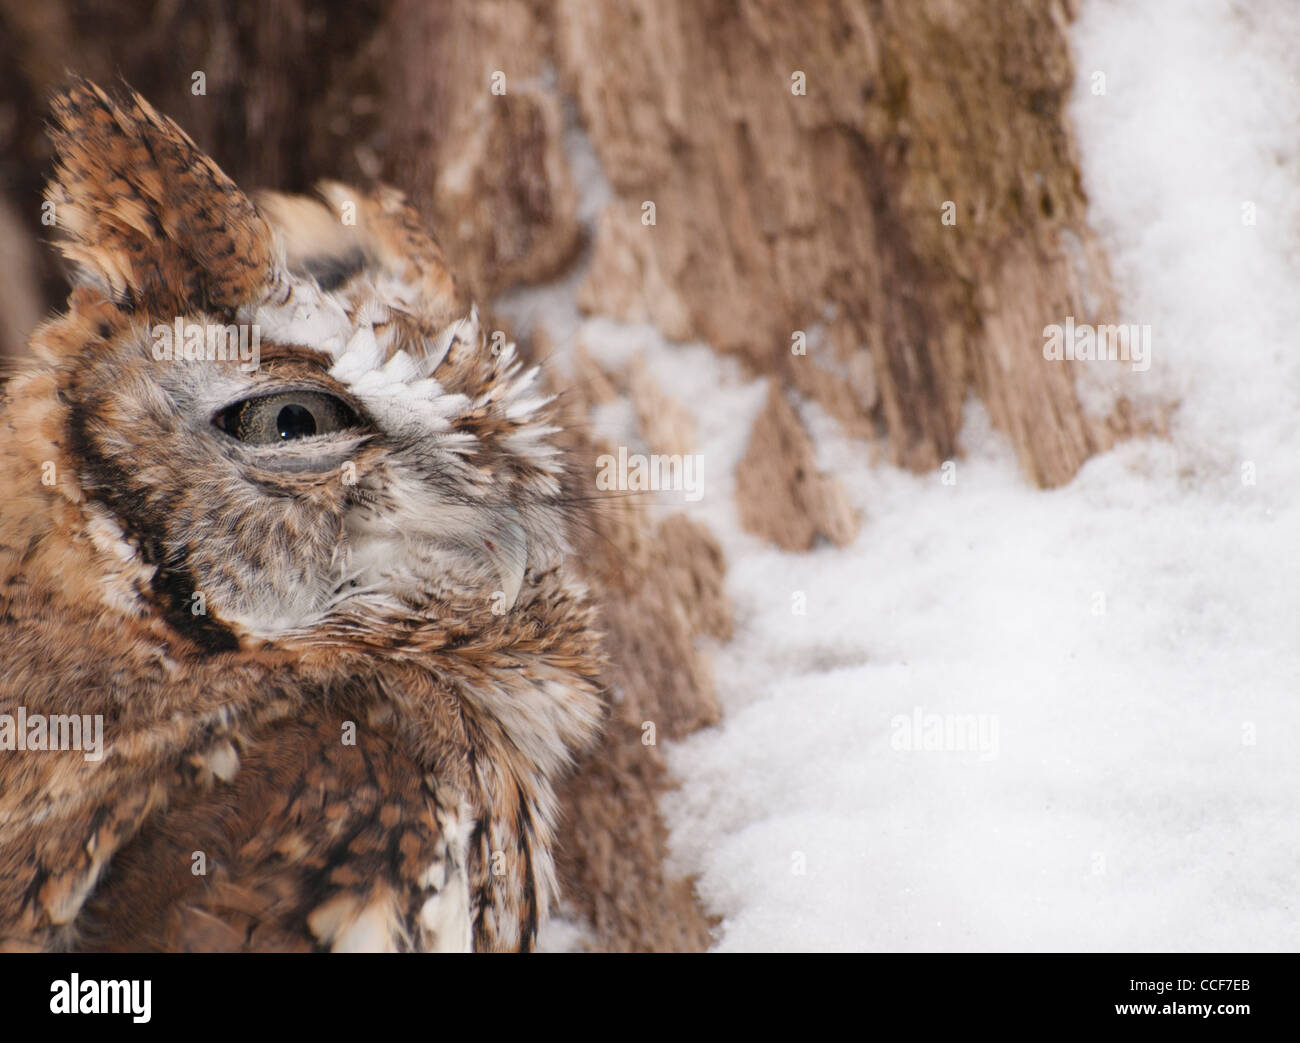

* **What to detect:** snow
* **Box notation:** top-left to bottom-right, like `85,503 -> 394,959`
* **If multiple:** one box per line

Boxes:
512,0 -> 1300,951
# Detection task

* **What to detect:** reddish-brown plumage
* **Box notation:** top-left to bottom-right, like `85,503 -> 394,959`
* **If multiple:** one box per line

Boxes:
0,81 -> 606,952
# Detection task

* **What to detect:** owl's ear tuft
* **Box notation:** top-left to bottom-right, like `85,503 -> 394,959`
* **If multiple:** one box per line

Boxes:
44,78 -> 278,315
257,181 -> 464,329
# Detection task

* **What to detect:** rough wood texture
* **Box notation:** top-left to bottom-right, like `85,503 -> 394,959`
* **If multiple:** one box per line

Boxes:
737,383 -> 860,552
0,0 -> 1128,950
555,493 -> 728,951
555,0 -> 1123,488
543,344 -> 726,951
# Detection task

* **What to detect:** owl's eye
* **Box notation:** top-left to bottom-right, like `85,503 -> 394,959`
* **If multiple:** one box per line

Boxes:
213,391 -> 362,444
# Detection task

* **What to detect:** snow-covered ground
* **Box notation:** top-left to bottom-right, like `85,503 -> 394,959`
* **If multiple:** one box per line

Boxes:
515,0 -> 1300,951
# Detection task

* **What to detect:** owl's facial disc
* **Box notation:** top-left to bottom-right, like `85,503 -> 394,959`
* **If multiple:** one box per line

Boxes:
62,276 -> 566,641
170,329 -> 539,628
35,76 -> 569,644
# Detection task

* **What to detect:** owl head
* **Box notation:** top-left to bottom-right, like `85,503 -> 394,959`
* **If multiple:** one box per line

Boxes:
25,79 -> 587,652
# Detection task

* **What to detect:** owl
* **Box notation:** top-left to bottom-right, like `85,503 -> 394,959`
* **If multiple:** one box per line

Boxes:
0,79 -> 606,952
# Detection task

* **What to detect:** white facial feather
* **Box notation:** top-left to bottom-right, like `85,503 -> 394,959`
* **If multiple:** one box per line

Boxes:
224,269 -> 562,634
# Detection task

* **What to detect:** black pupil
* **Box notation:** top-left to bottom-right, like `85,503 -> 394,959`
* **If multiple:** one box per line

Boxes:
276,403 -> 317,439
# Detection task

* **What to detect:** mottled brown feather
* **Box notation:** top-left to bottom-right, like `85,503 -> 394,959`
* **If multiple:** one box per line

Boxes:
0,81 -> 606,953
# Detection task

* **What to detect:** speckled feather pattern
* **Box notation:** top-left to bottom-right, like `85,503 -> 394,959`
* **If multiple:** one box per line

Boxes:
0,81 -> 606,952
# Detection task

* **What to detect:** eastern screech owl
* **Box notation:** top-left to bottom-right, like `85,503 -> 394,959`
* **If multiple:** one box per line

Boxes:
0,79 -> 605,952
